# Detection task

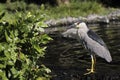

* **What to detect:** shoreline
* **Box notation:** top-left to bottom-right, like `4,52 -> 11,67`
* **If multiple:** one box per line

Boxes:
45,9 -> 120,27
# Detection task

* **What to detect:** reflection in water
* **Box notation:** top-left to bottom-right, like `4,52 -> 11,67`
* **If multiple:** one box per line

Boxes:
44,24 -> 120,80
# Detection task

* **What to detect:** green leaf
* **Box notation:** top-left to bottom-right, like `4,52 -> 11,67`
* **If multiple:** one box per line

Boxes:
41,65 -> 51,73
33,44 -> 46,57
27,12 -> 32,18
0,64 -> 6,68
10,31 -> 14,39
4,50 -> 11,59
0,12 -> 5,20
36,22 -> 48,28
7,60 -> 14,66
26,58 -> 31,65
44,68 -> 51,74
0,57 -> 7,61
19,52 -> 26,61
38,27 -> 45,32
36,77 -> 48,80
0,70 -> 8,80
0,43 -> 4,51
11,52 -> 17,63
5,31 -> 12,43
33,44 -> 42,53
11,67 -> 20,78
40,34 -> 53,44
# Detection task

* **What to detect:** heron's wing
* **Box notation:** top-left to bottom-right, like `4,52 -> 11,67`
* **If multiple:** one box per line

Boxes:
87,30 -> 112,62
62,28 -> 77,39
87,29 -> 107,48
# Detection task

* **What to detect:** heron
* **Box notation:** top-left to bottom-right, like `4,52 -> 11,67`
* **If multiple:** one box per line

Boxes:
62,22 -> 112,75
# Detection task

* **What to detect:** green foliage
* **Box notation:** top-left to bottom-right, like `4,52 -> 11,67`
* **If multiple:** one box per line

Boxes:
0,11 -> 52,80
44,1 -> 107,19
6,1 -> 27,12
0,1 -> 116,20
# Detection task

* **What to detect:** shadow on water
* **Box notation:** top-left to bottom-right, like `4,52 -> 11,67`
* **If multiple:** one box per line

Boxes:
43,23 -> 120,80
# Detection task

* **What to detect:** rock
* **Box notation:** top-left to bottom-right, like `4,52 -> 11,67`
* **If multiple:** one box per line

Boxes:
45,9 -> 120,27
86,14 -> 109,24
108,9 -> 120,17
62,28 -> 77,39
108,9 -> 120,21
45,17 -> 85,27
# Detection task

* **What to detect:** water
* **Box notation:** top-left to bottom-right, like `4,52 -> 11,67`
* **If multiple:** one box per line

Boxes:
44,24 -> 120,80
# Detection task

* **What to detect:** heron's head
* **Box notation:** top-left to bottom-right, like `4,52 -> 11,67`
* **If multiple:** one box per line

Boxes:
74,22 -> 87,28
69,22 -> 88,31
74,22 -> 89,32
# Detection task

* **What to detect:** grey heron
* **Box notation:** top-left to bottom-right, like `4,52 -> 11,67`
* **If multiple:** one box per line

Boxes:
62,22 -> 112,74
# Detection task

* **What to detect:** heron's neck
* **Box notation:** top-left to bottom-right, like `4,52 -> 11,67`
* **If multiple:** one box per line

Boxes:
78,26 -> 89,33
77,26 -> 89,40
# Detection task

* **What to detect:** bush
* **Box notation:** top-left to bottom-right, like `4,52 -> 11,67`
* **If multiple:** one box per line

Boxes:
0,11 -> 52,80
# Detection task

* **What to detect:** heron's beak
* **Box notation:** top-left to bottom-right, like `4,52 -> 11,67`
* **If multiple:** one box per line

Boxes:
69,24 -> 75,28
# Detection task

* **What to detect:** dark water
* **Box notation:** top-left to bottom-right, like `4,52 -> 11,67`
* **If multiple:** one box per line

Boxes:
44,24 -> 120,80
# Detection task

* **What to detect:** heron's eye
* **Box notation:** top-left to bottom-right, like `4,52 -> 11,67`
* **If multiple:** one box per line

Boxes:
75,22 -> 80,25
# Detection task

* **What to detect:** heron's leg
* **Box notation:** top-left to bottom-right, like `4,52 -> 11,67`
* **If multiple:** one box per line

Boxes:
84,54 -> 96,75
93,54 -> 96,71
90,54 -> 96,72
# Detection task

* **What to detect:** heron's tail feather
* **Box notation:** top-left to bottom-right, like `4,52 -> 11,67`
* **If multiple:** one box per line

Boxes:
93,45 -> 112,62
104,51 -> 112,62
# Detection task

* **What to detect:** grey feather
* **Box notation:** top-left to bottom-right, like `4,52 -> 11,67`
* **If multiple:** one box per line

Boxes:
82,31 -> 112,62
87,30 -> 107,48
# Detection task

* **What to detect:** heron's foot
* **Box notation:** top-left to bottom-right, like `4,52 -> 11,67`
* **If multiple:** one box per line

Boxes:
84,69 -> 95,75
86,68 -> 91,71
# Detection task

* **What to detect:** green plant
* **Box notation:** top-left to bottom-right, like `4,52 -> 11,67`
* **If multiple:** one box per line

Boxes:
0,11 -> 52,80
6,1 -> 27,12
44,1 -> 106,19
